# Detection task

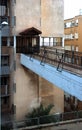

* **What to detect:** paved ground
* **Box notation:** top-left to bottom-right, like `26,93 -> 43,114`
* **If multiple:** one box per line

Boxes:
17,122 -> 82,130
52,122 -> 82,130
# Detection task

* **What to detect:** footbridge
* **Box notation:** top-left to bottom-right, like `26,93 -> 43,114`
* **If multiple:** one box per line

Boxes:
20,47 -> 82,101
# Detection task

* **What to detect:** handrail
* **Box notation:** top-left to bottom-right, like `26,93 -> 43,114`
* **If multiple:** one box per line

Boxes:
16,110 -> 82,128
1,110 -> 82,128
32,47 -> 82,76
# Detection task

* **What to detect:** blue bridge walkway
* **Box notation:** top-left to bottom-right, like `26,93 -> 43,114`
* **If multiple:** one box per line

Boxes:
20,54 -> 82,101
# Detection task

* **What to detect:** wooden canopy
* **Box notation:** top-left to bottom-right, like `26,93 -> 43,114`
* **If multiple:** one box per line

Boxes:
19,27 -> 42,36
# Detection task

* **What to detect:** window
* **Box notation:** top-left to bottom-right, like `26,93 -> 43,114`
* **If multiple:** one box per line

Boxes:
1,56 -> 9,66
64,46 -> 71,51
1,97 -> 9,106
64,34 -> 71,39
53,37 -> 62,46
44,38 -> 49,46
41,37 -> 49,46
2,37 -> 7,46
49,38 -> 53,46
75,33 -> 78,39
71,34 -> 74,39
65,22 -> 71,28
0,5 -> 6,16
75,19 -> 78,26
71,45 -> 75,51
11,16 -> 16,27
64,23 -> 66,28
1,76 -> 9,85
76,46 -> 78,52
32,38 -> 36,46
53,37 -> 57,46
71,21 -> 75,27
41,37 -> 62,46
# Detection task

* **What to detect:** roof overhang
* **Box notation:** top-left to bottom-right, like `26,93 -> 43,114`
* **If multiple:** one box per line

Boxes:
19,27 -> 42,36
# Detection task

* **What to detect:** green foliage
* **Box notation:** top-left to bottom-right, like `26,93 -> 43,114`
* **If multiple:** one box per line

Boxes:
25,104 -> 55,126
26,104 -> 54,118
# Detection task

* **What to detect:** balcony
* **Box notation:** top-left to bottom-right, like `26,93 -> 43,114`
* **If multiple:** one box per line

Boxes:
0,66 -> 10,75
1,104 -> 11,116
0,0 -> 10,36
0,0 -> 10,17
1,54 -> 10,75
0,19 -> 10,37
1,85 -> 10,97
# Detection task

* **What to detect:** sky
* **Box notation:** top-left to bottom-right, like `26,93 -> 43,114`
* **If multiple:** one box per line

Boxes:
64,0 -> 82,19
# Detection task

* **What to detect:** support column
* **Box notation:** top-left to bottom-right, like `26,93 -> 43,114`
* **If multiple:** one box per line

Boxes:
62,37 -> 64,48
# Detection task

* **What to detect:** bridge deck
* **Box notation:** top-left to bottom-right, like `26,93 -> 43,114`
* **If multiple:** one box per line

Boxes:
20,54 -> 82,101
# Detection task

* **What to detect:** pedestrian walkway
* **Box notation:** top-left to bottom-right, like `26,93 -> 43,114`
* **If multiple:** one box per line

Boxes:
17,121 -> 82,130
20,54 -> 82,101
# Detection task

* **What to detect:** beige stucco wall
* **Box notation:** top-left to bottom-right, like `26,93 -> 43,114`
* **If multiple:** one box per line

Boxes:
13,0 -> 64,37
14,0 -> 41,35
41,0 -> 64,37
39,77 -> 64,113
15,54 -> 64,120
15,54 -> 40,120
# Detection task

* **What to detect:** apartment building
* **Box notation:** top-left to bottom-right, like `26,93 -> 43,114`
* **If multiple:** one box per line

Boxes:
0,1 -> 15,128
64,15 -> 82,52
64,15 -> 82,68
64,15 -> 82,112
0,0 -> 64,126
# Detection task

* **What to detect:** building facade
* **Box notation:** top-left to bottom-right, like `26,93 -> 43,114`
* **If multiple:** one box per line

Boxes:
1,0 -> 64,127
64,15 -> 82,112
64,15 -> 82,52
15,0 -> 64,121
0,0 -> 16,127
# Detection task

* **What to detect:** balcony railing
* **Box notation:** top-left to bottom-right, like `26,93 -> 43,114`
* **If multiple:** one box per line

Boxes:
0,66 -> 10,75
1,85 -> 10,97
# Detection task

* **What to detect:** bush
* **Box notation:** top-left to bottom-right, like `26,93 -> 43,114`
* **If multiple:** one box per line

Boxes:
26,104 -> 54,118
25,104 -> 54,126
